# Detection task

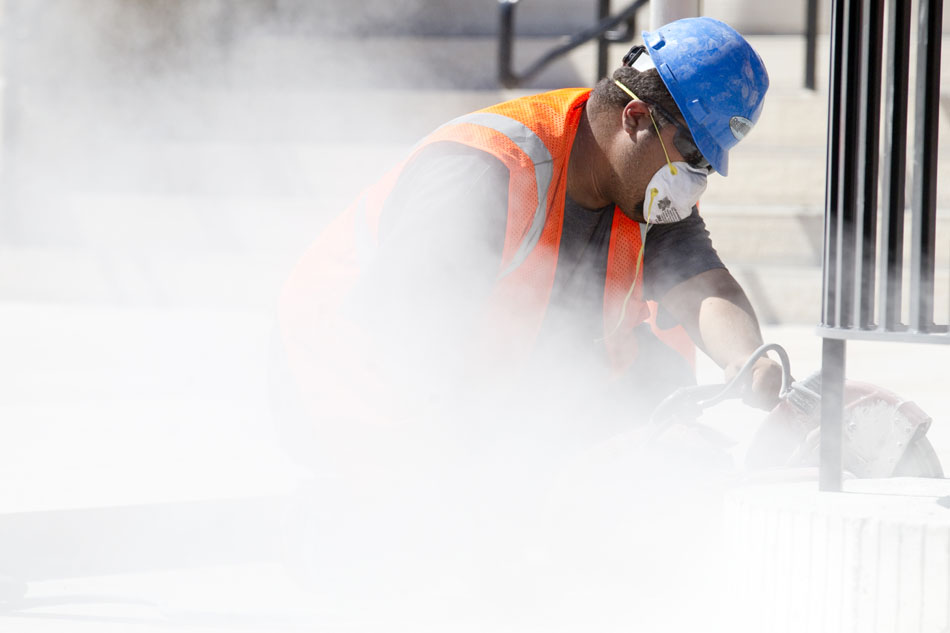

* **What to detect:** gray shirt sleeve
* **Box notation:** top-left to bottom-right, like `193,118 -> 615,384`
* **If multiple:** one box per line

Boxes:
350,143 -> 508,387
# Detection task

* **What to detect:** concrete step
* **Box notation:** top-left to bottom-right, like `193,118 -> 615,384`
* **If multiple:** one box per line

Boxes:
8,30 -> 950,219
725,479 -> 950,633
0,246 -> 295,311
706,206 -> 950,267
19,190 -> 948,268
10,84 -> 950,213
9,193 -> 334,250
2,244 -> 944,326
10,136 -> 950,231
2,191 -> 948,324
730,263 -> 949,327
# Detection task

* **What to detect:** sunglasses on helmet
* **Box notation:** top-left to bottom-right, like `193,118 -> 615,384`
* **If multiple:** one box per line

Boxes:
621,45 -> 712,173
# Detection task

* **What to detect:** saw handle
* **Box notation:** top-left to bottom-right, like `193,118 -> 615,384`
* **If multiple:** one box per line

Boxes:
699,343 -> 793,408
649,343 -> 794,426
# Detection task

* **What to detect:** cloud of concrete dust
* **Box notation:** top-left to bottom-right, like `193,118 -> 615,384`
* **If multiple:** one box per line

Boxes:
271,98 -> 748,633
1,2 -> 754,631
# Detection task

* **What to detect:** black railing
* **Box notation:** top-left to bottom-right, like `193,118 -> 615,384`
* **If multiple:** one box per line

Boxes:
819,0 -> 947,491
500,0 -> 823,90
498,0 -> 648,88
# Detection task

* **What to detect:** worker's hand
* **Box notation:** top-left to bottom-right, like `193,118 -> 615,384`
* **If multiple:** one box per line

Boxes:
724,356 -> 784,411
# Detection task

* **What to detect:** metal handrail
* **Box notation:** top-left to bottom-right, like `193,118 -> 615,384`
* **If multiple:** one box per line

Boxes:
500,0 -> 821,90
498,0 -> 649,88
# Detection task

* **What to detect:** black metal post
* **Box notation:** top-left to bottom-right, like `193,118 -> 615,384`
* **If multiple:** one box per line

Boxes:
498,0 -> 518,88
909,0 -> 942,333
805,0 -> 820,90
821,0 -> 846,327
597,0 -> 611,80
819,0 -> 848,492
833,0 -> 864,329
820,338 -> 846,491
853,0 -> 884,328
877,0 -> 912,331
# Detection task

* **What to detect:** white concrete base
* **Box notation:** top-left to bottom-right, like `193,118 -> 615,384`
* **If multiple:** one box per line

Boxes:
724,478 -> 950,633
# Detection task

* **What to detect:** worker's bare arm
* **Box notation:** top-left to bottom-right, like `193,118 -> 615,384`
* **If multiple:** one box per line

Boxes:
659,268 -> 782,409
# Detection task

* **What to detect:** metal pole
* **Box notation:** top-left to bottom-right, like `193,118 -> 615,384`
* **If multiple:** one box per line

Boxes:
597,0 -> 610,80
822,0 -> 846,327
909,0 -> 942,333
878,0 -> 912,331
498,0 -> 518,88
805,0 -> 820,90
649,0 -> 700,30
819,338 -> 846,491
819,0 -> 850,492
834,0 -> 863,329
853,0 -> 884,329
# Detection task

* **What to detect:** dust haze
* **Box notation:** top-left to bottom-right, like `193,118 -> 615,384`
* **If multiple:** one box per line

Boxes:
0,2 -> 853,632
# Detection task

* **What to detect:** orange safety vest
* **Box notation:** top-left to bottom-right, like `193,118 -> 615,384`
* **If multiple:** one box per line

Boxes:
278,88 -> 693,420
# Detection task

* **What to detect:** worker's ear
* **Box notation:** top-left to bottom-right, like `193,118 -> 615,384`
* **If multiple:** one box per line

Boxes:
622,100 -> 651,139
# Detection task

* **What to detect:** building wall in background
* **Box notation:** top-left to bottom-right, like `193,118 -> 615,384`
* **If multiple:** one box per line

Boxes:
9,0 -> 950,42
234,0 -> 950,37
6,0 -> 947,41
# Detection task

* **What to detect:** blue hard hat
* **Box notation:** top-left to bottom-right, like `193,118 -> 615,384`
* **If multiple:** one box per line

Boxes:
643,17 -> 769,176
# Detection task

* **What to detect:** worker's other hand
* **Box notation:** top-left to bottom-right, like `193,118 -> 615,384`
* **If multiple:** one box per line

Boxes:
724,356 -> 784,411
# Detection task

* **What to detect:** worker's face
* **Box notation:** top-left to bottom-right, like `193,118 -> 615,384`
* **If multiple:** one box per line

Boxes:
613,100 -> 705,222
610,100 -> 692,222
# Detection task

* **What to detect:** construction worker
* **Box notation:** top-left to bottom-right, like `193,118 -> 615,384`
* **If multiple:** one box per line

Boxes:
273,17 -> 780,620
277,16 -> 778,447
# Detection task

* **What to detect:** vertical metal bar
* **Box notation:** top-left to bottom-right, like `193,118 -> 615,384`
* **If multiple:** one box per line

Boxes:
853,0 -> 885,328
820,338 -> 847,491
1,0 -> 22,241
878,0 -> 912,331
909,0 -> 942,333
805,0 -> 820,90
498,0 -> 518,88
822,0 -> 847,328
649,0 -> 700,30
597,0 -> 610,80
835,0 -> 865,329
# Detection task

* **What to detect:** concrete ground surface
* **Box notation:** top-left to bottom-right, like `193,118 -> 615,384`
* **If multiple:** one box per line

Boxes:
0,309 -> 947,632
2,21 -> 950,633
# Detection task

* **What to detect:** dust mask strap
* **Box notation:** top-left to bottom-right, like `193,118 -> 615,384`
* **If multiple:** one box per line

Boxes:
613,79 -> 707,224
613,79 -> 677,175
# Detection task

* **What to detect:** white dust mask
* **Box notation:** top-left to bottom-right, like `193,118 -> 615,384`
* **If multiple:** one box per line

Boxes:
642,161 -> 707,224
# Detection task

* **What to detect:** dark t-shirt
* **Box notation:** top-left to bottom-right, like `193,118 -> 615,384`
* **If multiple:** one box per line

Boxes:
368,143 -> 724,339
349,141 -> 728,413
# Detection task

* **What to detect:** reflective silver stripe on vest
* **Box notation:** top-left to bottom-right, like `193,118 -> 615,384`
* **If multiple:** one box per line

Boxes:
436,112 -> 554,278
